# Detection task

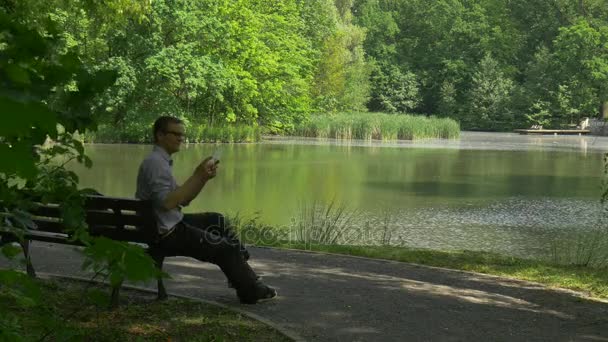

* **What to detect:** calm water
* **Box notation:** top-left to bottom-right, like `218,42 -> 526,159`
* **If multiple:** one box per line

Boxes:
72,132 -> 608,258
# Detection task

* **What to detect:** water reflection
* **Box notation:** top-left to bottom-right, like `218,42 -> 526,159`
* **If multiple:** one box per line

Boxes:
71,132 -> 607,258
266,131 -> 608,153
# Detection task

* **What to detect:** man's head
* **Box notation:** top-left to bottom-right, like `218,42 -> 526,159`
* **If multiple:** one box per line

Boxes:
153,116 -> 185,154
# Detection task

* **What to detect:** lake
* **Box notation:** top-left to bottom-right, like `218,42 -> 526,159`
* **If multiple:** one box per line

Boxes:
72,132 -> 608,258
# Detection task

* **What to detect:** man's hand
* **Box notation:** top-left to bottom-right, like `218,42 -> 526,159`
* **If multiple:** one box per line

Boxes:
195,156 -> 220,181
163,157 -> 220,211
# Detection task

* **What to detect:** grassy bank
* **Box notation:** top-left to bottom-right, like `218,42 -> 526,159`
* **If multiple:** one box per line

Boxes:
293,112 -> 460,140
1,278 -> 289,341
83,112 -> 460,143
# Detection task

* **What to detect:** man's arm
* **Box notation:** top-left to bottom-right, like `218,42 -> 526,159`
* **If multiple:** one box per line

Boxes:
162,157 -> 217,210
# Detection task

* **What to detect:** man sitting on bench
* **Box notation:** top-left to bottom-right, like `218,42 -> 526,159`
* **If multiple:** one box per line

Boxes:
135,116 -> 276,304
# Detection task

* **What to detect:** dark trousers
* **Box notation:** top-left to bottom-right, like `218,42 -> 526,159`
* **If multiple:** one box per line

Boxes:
182,213 -> 249,260
154,212 -> 258,297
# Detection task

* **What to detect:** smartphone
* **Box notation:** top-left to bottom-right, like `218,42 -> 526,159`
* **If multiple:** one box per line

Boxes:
211,146 -> 222,163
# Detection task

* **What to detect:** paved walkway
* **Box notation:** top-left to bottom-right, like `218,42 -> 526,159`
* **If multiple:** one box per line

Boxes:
2,242 -> 608,341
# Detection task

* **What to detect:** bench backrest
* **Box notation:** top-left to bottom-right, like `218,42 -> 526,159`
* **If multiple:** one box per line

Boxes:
28,195 -> 158,244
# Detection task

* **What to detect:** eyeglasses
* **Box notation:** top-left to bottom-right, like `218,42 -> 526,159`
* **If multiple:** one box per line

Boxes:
164,130 -> 185,138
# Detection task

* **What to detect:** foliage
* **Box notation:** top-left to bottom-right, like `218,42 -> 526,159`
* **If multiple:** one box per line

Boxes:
0,3 -> 161,340
465,54 -> 515,131
292,200 -> 363,248
312,1 -> 371,113
368,64 -> 420,114
4,0 -> 608,135
1,279 -> 291,341
352,0 -> 608,130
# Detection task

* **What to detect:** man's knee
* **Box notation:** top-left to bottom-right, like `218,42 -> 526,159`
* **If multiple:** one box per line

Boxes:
204,212 -> 225,229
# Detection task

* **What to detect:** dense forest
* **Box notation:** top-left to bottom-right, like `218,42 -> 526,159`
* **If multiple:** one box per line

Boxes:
3,0 -> 608,137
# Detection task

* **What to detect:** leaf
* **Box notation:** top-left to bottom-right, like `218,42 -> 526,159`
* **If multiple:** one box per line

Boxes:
0,97 -> 57,138
84,156 -> 93,168
109,272 -> 124,287
1,244 -> 22,259
12,209 -> 37,230
0,270 -> 42,307
0,143 -> 38,180
5,64 -> 31,85
73,139 -> 85,156
87,289 -> 110,307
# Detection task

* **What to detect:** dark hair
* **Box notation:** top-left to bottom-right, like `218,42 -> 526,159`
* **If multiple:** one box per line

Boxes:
153,116 -> 183,142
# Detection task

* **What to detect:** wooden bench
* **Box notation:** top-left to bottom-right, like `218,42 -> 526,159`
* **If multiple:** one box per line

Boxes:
0,195 -> 168,307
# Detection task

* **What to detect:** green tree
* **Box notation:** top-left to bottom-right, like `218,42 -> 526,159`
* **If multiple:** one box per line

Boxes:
465,54 -> 515,130
551,20 -> 608,121
368,64 -> 420,113
312,0 -> 370,112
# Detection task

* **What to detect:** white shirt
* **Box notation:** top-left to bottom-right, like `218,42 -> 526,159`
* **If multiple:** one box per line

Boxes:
135,145 -> 184,233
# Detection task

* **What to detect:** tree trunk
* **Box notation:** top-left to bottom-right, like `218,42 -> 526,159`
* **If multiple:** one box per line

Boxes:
601,101 -> 608,120
579,0 -> 587,17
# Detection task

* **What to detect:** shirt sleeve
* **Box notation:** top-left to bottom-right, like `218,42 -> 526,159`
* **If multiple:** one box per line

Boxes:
141,158 -> 174,210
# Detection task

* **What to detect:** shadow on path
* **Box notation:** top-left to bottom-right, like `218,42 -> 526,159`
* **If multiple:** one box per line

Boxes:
2,243 -> 607,341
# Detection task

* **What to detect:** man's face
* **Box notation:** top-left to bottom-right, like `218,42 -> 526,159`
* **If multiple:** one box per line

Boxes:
157,122 -> 185,154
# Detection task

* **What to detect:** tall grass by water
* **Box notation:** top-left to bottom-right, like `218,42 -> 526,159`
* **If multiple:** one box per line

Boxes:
293,112 -> 460,140
186,125 -> 262,143
548,228 -> 608,268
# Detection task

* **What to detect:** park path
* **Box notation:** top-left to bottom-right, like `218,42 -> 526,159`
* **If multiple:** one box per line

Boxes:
2,242 -> 608,341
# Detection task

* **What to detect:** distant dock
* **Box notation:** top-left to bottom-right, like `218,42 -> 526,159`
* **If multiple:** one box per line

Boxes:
514,129 -> 590,135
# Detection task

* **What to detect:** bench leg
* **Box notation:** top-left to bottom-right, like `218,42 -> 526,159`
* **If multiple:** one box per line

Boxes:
147,246 -> 168,300
1,236 -> 37,278
153,254 -> 168,300
110,281 -> 122,309
20,240 -> 36,278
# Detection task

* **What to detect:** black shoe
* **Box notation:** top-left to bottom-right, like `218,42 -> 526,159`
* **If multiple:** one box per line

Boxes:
238,282 -> 277,304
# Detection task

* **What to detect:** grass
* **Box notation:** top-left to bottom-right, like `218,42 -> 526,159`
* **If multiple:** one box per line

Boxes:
2,278 -> 290,341
189,125 -> 262,143
549,228 -> 608,268
292,112 -> 460,140
82,112 -> 460,143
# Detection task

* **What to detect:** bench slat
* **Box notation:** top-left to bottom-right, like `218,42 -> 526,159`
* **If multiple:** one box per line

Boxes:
22,233 -> 77,246
85,210 -> 148,227
32,219 -> 68,234
31,208 -> 156,229
2,230 -> 150,246
85,195 -> 150,212
30,205 -> 62,218
33,217 -> 155,242
4,195 -> 158,243
89,226 -> 151,243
